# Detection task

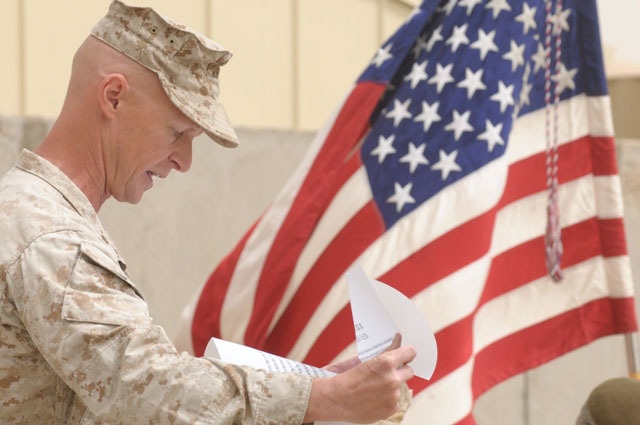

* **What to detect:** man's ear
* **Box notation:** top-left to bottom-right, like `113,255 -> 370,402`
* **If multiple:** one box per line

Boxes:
98,73 -> 129,118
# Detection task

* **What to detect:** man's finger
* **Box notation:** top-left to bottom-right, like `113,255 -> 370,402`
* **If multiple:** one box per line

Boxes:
385,333 -> 402,352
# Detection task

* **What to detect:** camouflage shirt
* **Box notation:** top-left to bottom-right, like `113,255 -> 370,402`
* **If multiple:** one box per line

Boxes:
0,150 -> 312,425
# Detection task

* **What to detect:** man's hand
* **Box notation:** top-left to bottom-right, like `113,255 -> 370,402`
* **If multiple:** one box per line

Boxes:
303,339 -> 416,424
323,333 -> 403,375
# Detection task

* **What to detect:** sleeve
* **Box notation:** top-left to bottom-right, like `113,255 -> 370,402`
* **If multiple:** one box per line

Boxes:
8,231 -> 312,425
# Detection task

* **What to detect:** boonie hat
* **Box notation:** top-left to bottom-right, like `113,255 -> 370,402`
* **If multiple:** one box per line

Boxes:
576,377 -> 640,425
91,0 -> 239,148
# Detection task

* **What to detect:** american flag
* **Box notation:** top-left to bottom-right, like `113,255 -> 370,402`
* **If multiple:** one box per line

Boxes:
184,0 -> 638,423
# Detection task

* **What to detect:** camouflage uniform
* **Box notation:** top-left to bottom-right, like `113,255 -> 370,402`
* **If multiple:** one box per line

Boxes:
0,150 -> 312,424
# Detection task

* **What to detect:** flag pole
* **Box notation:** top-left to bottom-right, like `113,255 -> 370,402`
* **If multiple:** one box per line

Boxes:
625,332 -> 640,379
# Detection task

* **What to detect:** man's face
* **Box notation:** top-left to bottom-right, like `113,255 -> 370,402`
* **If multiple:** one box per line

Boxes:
107,86 -> 203,204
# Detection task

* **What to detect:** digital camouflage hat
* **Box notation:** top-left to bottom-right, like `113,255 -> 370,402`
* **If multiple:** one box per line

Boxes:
91,0 -> 239,148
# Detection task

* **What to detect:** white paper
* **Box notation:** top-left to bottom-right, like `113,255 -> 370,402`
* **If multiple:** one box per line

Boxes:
204,337 -> 335,377
204,339 -> 343,425
203,264 -> 438,424
347,265 -> 438,380
346,265 -> 399,361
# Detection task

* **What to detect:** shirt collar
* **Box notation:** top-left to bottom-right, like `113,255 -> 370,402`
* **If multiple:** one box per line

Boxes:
16,149 -> 127,270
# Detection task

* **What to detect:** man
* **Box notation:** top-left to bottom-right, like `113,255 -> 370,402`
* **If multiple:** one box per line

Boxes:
575,377 -> 640,425
0,1 -> 416,424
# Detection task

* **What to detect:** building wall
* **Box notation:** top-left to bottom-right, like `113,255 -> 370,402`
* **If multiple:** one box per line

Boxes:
2,1 -> 639,132
0,0 -> 409,130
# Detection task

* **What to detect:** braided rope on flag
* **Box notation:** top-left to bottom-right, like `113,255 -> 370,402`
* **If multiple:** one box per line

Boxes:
544,0 -> 564,282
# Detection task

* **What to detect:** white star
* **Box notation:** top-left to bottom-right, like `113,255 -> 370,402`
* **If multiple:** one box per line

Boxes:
446,23 -> 470,53
414,100 -> 441,132
502,40 -> 526,72
490,81 -> 515,113
438,0 -> 457,15
386,182 -> 416,213
551,63 -> 578,94
428,63 -> 455,93
400,142 -> 429,174
523,62 -> 531,81
471,29 -> 499,60
550,7 -> 571,35
519,64 -> 532,106
459,0 -> 483,15
531,42 -> 548,73
385,98 -> 412,127
457,68 -> 486,99
412,34 -> 429,58
512,103 -> 521,120
372,43 -> 393,68
404,60 -> 428,89
427,27 -> 444,51
478,120 -> 505,152
431,149 -> 462,180
485,0 -> 511,19
445,110 -> 474,141
370,135 -> 396,164
520,80 -> 533,106
516,3 -> 537,34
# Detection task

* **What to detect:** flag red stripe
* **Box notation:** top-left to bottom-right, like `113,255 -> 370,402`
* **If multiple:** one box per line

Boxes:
265,134 -> 620,361
303,216 -> 629,368
479,217 -> 626,305
407,219 -> 633,390
499,135 -> 615,210
590,136 -> 620,175
186,4 -> 637,424
599,219 -> 629,257
264,200 -> 384,355
245,82 -> 387,348
422,297 -> 638,425
454,413 -> 477,425
467,297 -> 638,400
191,220 -> 259,356
405,219 -> 614,385
193,131 -> 618,357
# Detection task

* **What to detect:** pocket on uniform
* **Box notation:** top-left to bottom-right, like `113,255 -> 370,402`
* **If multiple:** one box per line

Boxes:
61,242 -> 151,326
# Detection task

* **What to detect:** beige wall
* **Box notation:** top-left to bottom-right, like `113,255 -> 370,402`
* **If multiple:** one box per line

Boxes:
0,0 -> 411,130
2,1 -> 640,132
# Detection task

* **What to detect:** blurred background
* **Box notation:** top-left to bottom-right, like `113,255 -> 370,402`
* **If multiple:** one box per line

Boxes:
1,1 -> 639,424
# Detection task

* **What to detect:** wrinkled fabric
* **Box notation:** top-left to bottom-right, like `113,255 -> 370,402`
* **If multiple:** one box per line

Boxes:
0,149 -> 311,425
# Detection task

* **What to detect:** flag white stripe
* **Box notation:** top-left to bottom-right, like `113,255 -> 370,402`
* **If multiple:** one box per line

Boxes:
221,92 -> 613,347
290,172 -> 626,360
505,95 -> 612,165
219,95 -> 348,342
334,255 -> 632,425
269,168 -> 373,334
594,175 -> 625,218
473,256 -> 633,353
405,361 -> 475,425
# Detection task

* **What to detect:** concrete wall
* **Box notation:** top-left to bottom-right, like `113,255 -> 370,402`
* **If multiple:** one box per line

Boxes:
1,114 -> 639,425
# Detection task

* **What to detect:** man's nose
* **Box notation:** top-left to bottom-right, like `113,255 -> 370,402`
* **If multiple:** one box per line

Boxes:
169,138 -> 193,172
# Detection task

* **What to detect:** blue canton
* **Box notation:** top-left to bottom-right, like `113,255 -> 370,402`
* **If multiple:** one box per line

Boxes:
358,0 -> 607,229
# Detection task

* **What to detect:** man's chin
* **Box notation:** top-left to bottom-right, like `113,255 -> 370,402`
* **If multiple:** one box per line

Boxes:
112,191 -> 145,205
